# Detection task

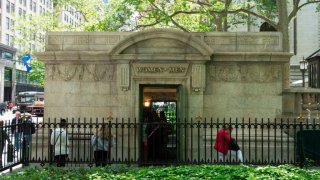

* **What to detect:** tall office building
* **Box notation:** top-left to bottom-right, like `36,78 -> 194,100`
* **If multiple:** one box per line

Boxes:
0,0 -> 86,103
0,0 -> 55,102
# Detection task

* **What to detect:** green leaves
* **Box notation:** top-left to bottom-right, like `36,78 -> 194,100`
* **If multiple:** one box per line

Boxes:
3,164 -> 320,179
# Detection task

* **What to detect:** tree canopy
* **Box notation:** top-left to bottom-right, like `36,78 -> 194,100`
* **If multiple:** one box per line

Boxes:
15,0 -> 320,86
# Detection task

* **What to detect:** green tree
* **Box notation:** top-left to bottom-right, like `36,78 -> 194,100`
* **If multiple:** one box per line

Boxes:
13,0 -> 108,86
113,0 -> 320,52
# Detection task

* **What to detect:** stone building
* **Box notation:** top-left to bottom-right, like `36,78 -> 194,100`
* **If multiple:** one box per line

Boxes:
36,29 -> 290,120
34,29 -> 295,164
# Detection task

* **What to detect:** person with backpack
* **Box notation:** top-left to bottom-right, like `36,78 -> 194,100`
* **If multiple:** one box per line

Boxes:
50,119 -> 69,167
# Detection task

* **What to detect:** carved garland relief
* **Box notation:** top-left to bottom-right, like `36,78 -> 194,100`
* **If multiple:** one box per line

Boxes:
45,64 -> 115,81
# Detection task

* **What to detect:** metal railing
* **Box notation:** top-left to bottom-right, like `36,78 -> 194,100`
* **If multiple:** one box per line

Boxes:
1,117 -> 320,171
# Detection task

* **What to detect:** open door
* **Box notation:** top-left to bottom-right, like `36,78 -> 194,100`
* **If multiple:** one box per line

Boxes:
141,85 -> 178,164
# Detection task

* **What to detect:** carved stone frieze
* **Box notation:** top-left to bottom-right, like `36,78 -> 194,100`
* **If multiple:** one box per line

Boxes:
207,64 -> 281,83
86,64 -> 114,81
56,64 -> 81,81
46,64 -> 115,81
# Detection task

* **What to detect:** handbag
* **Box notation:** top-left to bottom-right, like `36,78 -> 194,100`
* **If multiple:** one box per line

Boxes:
144,125 -> 160,146
229,138 -> 240,151
7,143 -> 14,162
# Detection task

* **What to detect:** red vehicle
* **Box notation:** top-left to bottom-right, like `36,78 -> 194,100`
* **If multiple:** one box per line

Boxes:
26,101 -> 44,116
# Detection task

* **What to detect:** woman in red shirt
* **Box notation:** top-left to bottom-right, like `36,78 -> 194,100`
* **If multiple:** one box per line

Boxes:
214,126 -> 243,163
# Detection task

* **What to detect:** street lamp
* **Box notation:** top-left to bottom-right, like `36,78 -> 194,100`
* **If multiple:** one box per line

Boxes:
299,57 -> 308,87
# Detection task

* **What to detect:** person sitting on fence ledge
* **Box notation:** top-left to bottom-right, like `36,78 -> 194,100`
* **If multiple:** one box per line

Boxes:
214,125 -> 243,163
50,119 -> 69,167
91,125 -> 115,167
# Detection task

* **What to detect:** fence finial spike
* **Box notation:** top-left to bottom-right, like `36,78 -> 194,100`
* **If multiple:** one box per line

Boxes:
107,112 -> 113,121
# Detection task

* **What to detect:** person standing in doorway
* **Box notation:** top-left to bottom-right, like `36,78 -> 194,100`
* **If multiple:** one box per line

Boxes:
50,119 -> 69,167
91,125 -> 115,167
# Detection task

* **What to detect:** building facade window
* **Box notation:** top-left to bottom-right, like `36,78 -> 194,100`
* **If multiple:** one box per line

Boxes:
5,17 -> 10,30
10,19 -> 14,30
11,3 -> 14,13
4,68 -> 12,81
33,2 -> 36,12
6,0 -> 10,13
10,35 -> 14,46
23,0 -> 26,7
2,51 -> 13,60
5,34 -> 9,45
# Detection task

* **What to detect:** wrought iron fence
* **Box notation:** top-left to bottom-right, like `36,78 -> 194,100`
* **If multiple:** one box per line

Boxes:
1,117 -> 320,171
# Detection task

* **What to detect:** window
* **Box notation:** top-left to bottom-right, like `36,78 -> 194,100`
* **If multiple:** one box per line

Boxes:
10,35 -> 14,46
19,8 -> 22,16
4,68 -> 12,81
29,0 -> 32,10
6,0 -> 10,13
39,6 -> 42,14
20,0 -> 22,4
5,34 -> 9,45
23,0 -> 26,7
33,2 -> 36,12
10,19 -> 14,30
23,10 -> 26,17
5,17 -> 10,30
2,51 -> 13,60
11,3 -> 14,13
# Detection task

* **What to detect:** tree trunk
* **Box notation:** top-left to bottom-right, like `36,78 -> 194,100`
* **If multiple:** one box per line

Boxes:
277,0 -> 290,52
276,0 -> 290,89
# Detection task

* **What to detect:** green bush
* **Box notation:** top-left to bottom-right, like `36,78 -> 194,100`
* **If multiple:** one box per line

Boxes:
2,164 -> 320,180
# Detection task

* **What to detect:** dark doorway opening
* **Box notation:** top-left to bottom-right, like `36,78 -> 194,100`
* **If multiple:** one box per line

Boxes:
141,85 -> 178,164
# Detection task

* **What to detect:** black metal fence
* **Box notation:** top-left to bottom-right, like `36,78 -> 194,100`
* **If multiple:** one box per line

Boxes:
1,117 -> 320,172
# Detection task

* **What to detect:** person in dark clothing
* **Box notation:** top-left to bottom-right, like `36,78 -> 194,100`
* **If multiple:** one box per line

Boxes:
21,113 -> 35,166
0,121 -> 11,168
159,111 -> 169,159
11,111 -> 22,151
145,111 -> 161,162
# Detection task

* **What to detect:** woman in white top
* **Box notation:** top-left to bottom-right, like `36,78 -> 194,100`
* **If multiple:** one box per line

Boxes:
50,119 -> 69,167
91,125 -> 115,166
